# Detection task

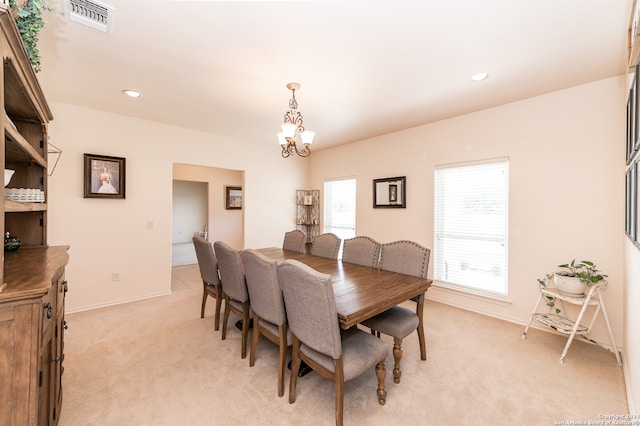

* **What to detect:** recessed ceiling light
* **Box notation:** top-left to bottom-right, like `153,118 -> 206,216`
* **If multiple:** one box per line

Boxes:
122,89 -> 142,98
470,72 -> 489,82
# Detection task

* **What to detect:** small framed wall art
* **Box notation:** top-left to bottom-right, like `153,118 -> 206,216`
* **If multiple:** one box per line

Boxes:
225,186 -> 243,210
373,176 -> 406,208
83,153 -> 126,199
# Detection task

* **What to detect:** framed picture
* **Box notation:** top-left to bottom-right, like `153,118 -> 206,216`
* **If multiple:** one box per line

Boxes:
635,160 -> 640,248
636,70 -> 640,155
225,186 -> 242,210
83,153 -> 126,199
373,176 -> 406,208
627,78 -> 635,165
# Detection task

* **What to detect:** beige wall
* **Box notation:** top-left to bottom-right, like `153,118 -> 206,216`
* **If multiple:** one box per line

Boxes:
44,76 -> 638,411
309,76 -> 627,349
46,101 -> 307,312
173,164 -> 243,249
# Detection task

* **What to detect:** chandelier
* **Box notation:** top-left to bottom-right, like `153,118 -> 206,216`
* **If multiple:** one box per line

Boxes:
277,82 -> 315,158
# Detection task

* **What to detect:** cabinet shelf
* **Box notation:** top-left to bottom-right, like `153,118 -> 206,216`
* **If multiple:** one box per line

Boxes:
4,115 -> 47,167
5,199 -> 47,212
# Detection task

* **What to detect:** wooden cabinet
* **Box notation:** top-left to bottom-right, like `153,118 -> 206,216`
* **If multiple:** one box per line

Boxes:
0,5 -> 68,426
0,246 -> 69,426
1,5 -> 52,257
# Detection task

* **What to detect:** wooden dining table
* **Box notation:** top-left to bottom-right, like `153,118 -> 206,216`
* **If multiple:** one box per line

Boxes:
257,248 -> 432,329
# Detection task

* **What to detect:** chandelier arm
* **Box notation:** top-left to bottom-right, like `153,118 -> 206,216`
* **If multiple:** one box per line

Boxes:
294,143 -> 310,157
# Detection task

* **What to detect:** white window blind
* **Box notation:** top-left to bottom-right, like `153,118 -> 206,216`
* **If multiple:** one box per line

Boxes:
324,178 -> 356,257
434,159 -> 509,295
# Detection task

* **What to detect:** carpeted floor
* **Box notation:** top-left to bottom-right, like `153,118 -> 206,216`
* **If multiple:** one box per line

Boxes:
57,265 -> 628,425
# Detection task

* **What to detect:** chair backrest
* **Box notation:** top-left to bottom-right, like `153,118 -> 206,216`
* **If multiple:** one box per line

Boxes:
242,249 -> 286,326
278,259 -> 342,359
310,233 -> 341,259
342,236 -> 381,268
379,240 -> 430,278
213,241 -> 248,302
192,235 -> 220,285
282,229 -> 307,253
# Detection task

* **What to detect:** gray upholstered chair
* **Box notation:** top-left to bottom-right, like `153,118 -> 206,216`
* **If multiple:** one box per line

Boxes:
342,236 -> 381,268
309,232 -> 341,259
282,229 -> 307,253
241,249 -> 291,397
360,240 -> 430,384
278,259 -> 388,426
192,235 -> 223,331
213,241 -> 251,359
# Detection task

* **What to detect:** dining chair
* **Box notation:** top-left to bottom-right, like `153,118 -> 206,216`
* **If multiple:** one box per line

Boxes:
278,259 -> 388,426
213,241 -> 251,359
309,232 -> 341,259
341,236 -> 381,268
282,229 -> 307,253
360,240 -> 430,384
192,235 -> 223,331
241,249 -> 291,397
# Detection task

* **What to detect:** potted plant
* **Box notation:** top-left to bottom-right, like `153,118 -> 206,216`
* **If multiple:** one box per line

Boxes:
537,260 -> 607,312
8,0 -> 51,72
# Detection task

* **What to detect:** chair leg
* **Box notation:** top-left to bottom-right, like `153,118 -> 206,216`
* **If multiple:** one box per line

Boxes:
334,357 -> 344,426
249,314 -> 260,367
200,281 -> 208,319
241,302 -> 250,359
277,324 -> 288,398
416,299 -> 427,360
375,359 -> 387,405
289,337 -> 301,404
221,296 -> 231,340
214,285 -> 223,331
392,337 -> 403,384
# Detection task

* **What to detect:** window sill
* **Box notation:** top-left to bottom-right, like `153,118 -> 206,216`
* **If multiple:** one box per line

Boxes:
430,280 -> 513,306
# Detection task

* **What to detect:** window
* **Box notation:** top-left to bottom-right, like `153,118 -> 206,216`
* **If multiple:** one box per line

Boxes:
434,159 -> 509,295
324,178 -> 356,258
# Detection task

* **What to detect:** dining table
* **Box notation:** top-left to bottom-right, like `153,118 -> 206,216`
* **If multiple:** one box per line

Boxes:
257,247 -> 433,329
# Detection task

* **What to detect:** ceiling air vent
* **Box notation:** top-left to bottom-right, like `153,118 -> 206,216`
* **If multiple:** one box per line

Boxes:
63,0 -> 114,33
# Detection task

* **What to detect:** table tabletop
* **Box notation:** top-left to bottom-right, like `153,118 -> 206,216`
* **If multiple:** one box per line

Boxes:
257,247 -> 432,329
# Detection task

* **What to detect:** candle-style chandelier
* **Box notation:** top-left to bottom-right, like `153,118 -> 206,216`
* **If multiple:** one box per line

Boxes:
277,83 -> 315,158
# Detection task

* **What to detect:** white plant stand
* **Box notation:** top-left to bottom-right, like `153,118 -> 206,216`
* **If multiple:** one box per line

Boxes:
522,281 -> 621,366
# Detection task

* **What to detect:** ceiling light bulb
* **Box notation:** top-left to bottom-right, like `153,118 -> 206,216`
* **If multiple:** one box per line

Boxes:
470,72 -> 489,82
122,89 -> 142,98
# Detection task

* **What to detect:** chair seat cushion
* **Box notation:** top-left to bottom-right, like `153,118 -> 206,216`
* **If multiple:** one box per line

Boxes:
300,328 -> 388,382
361,306 -> 419,340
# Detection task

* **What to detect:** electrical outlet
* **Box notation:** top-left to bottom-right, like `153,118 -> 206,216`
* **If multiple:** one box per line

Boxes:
112,272 -> 120,282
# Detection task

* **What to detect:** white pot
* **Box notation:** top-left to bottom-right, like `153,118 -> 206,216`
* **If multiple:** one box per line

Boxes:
553,273 -> 587,295
4,169 -> 14,187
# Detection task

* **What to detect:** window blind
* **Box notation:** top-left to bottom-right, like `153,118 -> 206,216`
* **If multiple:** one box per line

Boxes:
434,159 -> 509,295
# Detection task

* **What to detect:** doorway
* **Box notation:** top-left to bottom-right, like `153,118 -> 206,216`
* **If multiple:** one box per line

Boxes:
171,163 -> 244,267
172,180 -> 208,266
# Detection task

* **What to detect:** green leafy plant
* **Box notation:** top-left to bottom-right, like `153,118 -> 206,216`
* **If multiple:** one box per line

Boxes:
536,260 -> 607,314
9,0 -> 51,72
537,273 -> 559,313
556,259 -> 607,285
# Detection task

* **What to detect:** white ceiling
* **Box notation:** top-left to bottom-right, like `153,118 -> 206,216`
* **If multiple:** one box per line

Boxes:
36,0 -> 633,152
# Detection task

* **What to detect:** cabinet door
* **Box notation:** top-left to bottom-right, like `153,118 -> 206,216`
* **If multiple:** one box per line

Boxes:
38,323 -> 54,426
0,302 -> 40,426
